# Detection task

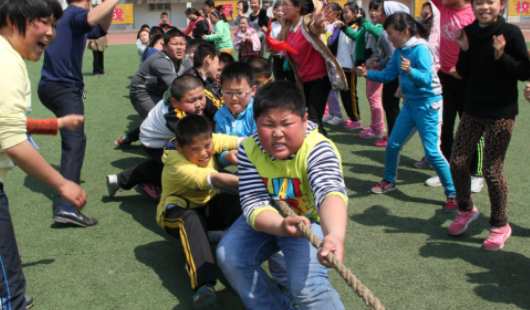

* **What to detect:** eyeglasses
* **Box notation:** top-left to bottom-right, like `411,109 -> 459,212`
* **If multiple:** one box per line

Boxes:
255,77 -> 272,88
223,88 -> 253,98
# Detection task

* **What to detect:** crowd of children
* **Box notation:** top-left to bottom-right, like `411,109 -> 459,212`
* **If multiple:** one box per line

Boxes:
1,0 -> 530,309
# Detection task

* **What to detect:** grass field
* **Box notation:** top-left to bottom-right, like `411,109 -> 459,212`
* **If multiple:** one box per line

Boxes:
6,44 -> 530,310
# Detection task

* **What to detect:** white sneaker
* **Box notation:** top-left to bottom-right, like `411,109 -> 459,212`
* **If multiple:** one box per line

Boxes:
106,174 -> 121,197
471,175 -> 484,193
425,175 -> 442,187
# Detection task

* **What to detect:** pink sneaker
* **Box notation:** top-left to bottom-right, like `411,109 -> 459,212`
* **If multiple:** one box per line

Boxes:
323,105 -> 329,119
375,136 -> 389,147
327,116 -> 345,125
362,126 -> 371,131
342,119 -> 352,126
358,128 -> 383,139
322,114 -> 334,122
344,120 -> 362,130
448,205 -> 479,235
482,224 -> 512,251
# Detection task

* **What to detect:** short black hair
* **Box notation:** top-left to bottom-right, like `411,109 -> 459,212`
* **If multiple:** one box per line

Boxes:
187,38 -> 206,51
160,23 -> 171,30
220,62 -> 255,88
149,34 -> 164,47
185,7 -> 200,16
253,81 -> 306,120
149,26 -> 164,37
369,0 -> 384,11
245,57 -> 272,79
219,52 -> 235,65
290,0 -> 314,15
193,44 -> 219,68
171,74 -> 204,101
141,24 -> 150,30
175,115 -> 213,147
0,0 -> 63,36
205,0 -> 215,8
161,12 -> 169,16
164,28 -> 186,45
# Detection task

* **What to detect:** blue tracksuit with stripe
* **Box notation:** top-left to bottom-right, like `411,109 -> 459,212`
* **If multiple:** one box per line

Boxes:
367,37 -> 455,196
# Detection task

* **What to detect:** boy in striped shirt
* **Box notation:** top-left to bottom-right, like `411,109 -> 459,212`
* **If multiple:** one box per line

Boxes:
217,81 -> 348,309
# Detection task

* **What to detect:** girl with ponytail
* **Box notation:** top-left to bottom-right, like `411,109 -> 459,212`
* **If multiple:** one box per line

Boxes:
356,12 -> 458,213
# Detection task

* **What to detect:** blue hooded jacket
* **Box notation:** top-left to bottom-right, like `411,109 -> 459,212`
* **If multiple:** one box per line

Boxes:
366,37 -> 442,105
214,98 -> 257,166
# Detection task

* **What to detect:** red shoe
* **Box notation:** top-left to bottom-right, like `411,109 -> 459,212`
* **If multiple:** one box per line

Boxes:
371,180 -> 396,194
444,195 -> 458,213
138,183 -> 161,202
375,136 -> 389,147
115,135 -> 131,148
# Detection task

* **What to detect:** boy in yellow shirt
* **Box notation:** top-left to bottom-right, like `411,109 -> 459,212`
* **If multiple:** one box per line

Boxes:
156,114 -> 243,310
217,81 -> 348,309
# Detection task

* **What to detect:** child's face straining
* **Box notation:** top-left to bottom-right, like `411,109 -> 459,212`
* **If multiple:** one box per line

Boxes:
171,86 -> 207,116
222,79 -> 255,115
256,108 -> 308,160
178,137 -> 214,167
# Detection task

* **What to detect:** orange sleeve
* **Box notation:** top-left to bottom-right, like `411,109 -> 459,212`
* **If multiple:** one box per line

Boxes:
27,119 -> 58,135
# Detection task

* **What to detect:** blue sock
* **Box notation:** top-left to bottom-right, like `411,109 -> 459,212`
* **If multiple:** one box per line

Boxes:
58,205 -> 78,213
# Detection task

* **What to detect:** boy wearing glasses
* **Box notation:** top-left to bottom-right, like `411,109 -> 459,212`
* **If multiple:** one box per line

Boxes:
213,62 -> 257,166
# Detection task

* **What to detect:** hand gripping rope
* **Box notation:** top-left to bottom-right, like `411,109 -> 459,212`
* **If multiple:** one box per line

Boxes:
274,199 -> 386,310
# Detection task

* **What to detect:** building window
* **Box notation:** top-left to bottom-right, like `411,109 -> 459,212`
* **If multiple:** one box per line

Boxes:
148,3 -> 170,12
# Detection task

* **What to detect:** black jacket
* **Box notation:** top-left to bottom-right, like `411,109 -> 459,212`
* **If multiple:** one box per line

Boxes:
456,17 -> 530,118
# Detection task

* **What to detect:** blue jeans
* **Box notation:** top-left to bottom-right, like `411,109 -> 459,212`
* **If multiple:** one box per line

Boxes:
217,216 -> 344,310
384,99 -> 456,197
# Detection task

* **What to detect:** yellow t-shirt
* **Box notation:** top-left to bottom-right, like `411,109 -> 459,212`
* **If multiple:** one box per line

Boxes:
156,133 -> 240,227
0,36 -> 31,183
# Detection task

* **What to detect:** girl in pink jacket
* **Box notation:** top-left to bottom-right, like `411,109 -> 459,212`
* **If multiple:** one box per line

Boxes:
234,17 -> 261,59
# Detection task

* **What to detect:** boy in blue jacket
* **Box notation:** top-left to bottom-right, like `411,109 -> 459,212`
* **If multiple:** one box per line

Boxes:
357,12 -> 457,212
214,62 -> 257,166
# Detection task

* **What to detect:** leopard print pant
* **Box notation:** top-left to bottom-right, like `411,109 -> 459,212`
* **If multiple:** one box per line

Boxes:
450,113 -> 515,227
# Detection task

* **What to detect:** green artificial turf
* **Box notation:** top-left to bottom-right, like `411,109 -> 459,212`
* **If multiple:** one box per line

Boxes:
5,44 -> 530,309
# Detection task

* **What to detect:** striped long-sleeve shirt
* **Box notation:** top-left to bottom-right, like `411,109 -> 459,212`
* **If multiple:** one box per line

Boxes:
238,122 -> 348,228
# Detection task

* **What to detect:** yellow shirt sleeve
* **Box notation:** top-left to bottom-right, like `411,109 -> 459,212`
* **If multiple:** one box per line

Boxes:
212,133 -> 240,154
0,49 -> 30,150
170,159 -> 219,191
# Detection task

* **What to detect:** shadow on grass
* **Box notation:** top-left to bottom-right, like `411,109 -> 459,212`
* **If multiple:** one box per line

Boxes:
352,205 -> 486,242
354,204 -> 530,308
22,259 -> 55,268
110,156 -> 148,170
103,196 -> 244,308
420,242 -> 530,309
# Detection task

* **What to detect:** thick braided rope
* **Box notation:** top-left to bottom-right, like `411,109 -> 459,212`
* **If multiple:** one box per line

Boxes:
274,200 -> 386,310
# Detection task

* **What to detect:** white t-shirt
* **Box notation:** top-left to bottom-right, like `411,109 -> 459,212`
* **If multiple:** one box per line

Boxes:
139,99 -> 174,149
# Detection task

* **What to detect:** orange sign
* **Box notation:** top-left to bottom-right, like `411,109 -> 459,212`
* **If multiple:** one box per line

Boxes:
112,4 -> 134,24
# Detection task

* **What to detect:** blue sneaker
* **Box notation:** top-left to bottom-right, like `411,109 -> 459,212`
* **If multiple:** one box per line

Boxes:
192,284 -> 217,310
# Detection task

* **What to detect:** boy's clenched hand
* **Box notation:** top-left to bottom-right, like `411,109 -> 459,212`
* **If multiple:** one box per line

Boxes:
281,216 -> 311,238
318,234 -> 344,267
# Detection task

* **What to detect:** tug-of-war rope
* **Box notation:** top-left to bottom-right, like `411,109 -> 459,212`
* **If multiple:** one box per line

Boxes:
274,199 -> 386,310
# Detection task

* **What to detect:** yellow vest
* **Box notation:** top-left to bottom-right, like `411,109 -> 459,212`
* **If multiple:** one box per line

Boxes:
243,130 -> 343,222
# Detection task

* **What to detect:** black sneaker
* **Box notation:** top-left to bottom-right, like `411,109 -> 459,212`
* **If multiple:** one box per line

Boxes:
52,208 -> 98,227
25,295 -> 34,309
192,284 -> 217,310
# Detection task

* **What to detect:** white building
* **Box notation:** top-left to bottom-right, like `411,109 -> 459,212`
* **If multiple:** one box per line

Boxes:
57,0 -> 419,31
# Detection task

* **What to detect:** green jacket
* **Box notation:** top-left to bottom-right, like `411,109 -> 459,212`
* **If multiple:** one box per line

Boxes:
341,26 -> 366,65
205,20 -> 233,51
